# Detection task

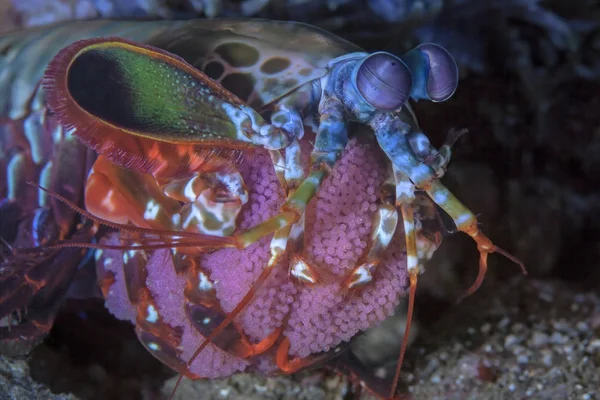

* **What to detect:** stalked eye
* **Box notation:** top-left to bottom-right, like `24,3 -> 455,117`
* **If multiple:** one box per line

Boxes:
355,52 -> 413,111
418,43 -> 459,102
402,43 -> 459,102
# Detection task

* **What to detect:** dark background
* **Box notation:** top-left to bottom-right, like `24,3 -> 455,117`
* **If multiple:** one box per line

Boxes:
1,1 -> 599,399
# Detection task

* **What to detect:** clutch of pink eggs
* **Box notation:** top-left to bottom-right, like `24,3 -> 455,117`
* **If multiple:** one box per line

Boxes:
96,133 -> 409,377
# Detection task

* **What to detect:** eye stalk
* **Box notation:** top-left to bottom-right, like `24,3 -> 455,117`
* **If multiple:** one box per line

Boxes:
354,52 -> 413,112
402,43 -> 459,102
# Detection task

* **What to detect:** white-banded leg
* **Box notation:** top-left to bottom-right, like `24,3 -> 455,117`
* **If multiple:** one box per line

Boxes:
335,165 -> 433,396
287,212 -> 329,285
271,139 -> 324,286
266,89 -> 311,269
340,166 -> 440,291
389,167 -> 426,399
339,166 -> 396,291
425,180 -> 527,303
340,203 -> 399,290
266,137 -> 308,272
375,118 -> 525,308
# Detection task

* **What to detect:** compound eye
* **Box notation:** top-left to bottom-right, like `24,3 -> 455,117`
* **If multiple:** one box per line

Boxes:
416,43 -> 458,102
355,52 -> 413,111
